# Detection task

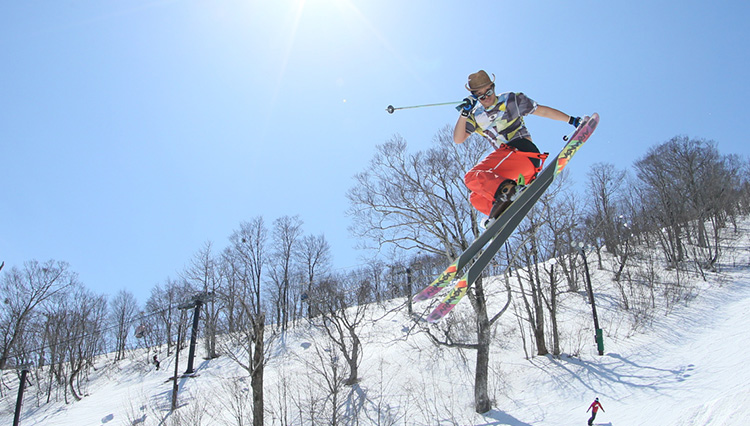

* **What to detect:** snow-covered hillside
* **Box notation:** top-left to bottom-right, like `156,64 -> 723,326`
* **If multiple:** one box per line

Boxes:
3,223 -> 750,426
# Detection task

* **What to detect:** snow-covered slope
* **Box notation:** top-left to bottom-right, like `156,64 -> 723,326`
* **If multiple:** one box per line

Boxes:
3,225 -> 750,426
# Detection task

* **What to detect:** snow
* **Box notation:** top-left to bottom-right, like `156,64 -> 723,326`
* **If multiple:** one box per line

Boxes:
4,227 -> 750,425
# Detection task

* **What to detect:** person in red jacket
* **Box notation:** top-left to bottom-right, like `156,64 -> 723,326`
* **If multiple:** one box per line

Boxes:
586,397 -> 605,425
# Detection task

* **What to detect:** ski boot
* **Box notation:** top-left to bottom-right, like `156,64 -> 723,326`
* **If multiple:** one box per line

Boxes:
481,179 -> 526,229
488,179 -> 518,218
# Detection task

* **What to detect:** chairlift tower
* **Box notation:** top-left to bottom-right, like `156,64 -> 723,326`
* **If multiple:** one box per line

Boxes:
177,291 -> 214,375
13,363 -> 31,426
575,242 -> 605,356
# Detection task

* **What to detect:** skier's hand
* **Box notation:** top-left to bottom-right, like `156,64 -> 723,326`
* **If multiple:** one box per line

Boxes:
568,116 -> 582,127
456,96 -> 478,117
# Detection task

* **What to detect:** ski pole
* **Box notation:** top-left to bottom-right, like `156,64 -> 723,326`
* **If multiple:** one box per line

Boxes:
385,101 -> 460,114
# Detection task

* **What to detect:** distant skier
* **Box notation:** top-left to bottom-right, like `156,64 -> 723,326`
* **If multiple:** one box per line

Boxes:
586,397 -> 605,425
453,70 -> 581,221
152,354 -> 160,371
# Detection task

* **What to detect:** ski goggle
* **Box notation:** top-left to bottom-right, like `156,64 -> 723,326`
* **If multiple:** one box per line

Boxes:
473,85 -> 495,101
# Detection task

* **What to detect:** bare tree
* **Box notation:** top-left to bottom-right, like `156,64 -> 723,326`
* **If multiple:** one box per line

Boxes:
511,214 -> 549,356
304,341 -> 348,425
634,136 -> 747,278
509,180 -> 580,356
268,215 -> 303,331
0,260 -> 77,370
310,270 -> 371,386
348,129 -> 481,258
144,279 -> 181,356
28,284 -> 107,404
110,290 -> 138,361
219,254 -> 242,334
296,233 -> 332,318
62,286 -> 108,401
586,163 -> 628,257
217,377 -> 253,426
634,137 -> 708,264
347,127 -> 511,413
221,217 -> 273,426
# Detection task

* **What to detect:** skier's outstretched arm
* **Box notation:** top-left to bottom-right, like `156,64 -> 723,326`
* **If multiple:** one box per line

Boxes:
533,105 -> 571,122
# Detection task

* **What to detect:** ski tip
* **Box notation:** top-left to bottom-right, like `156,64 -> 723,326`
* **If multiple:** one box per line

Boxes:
564,112 -> 599,141
587,112 -> 600,130
413,292 -> 431,302
425,303 -> 454,323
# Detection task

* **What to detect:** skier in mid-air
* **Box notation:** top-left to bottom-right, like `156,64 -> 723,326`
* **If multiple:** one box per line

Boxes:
586,397 -> 605,425
413,72 -> 598,321
453,70 -> 582,221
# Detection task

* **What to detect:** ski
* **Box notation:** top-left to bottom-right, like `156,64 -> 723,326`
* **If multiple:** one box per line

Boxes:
413,162 -> 546,301
424,113 -> 599,322
425,178 -> 552,321
414,113 -> 597,302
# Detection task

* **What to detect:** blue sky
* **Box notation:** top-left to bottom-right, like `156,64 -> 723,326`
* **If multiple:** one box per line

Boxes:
2,0 -> 748,303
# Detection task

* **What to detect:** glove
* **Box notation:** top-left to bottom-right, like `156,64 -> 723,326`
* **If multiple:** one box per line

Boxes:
456,96 -> 478,117
568,116 -> 582,127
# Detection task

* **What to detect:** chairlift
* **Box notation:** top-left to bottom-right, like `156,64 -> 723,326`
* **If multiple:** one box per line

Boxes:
134,324 -> 147,339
